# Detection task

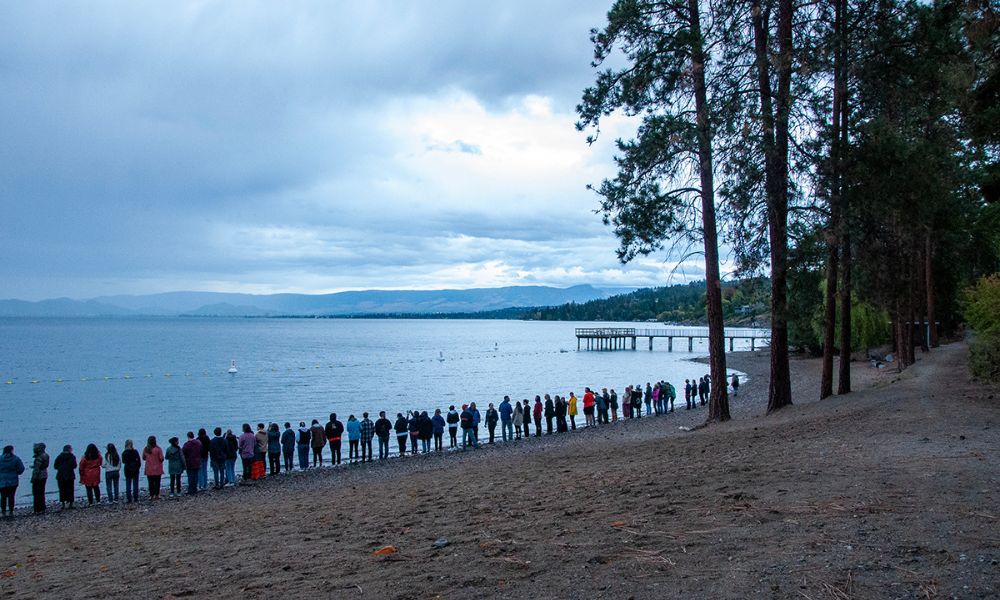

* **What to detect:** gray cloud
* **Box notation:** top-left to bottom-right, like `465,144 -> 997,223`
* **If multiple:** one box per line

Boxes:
0,1 -> 702,300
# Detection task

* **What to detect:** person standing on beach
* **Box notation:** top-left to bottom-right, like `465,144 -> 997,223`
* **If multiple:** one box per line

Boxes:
683,380 -> 692,410
622,386 -> 632,419
583,388 -> 596,427
418,411 -> 433,453
267,423 -> 281,475
103,443 -> 121,503
521,399 -> 531,438
182,432 -> 202,496
568,392 -> 578,430
446,406 -> 460,448
700,376 -> 709,406
394,413 -> 408,456
122,440 -> 140,502
470,402 -> 481,446
609,389 -> 619,422
512,399 -> 523,440
499,396 -> 514,442
652,383 -> 661,415
54,445 -> 77,508
346,415 -> 361,463
197,428 -> 211,490
552,396 -> 566,433
544,395 -> 554,434
310,419 -> 326,466
407,410 -> 421,455
485,403 -> 499,444
731,373 -> 739,397
431,409 -> 446,451
0,446 -> 25,516
30,443 -> 49,513
533,397 -> 543,437
296,423 -> 311,470
143,437 -> 164,500
79,443 -> 103,505
597,388 -> 609,425
375,411 -> 392,459
645,382 -> 654,416
460,404 -> 478,449
280,423 -> 296,473
360,412 -> 375,462
239,424 -> 256,480
254,423 -> 268,465
633,385 -> 643,418
326,413 -> 344,466
210,428 -> 228,489
165,437 -> 185,498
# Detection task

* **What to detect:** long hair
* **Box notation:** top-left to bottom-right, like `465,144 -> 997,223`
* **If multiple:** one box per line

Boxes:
84,443 -> 99,460
106,443 -> 120,467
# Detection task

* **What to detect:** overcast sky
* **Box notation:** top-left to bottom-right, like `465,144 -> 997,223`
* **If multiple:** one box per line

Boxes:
0,1 -> 709,300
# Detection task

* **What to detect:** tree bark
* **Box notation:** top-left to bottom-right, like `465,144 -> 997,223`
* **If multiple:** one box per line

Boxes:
752,0 -> 794,413
925,232 -> 938,347
835,0 -> 852,395
821,233 -> 838,399
689,0 -> 729,423
822,0 -> 844,400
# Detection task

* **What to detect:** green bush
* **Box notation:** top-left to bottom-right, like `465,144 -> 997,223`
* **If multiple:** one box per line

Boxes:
964,275 -> 1000,382
809,284 -> 891,354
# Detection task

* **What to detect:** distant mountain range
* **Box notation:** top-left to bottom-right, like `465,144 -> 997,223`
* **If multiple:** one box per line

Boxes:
0,285 -> 635,317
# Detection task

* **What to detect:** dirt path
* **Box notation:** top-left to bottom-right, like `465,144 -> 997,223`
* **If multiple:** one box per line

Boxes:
2,343 -> 997,599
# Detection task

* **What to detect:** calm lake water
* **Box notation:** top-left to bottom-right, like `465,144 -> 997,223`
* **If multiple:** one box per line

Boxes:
0,318 -> 759,494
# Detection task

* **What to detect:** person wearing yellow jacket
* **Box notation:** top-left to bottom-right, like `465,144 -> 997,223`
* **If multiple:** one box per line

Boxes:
568,392 -> 579,431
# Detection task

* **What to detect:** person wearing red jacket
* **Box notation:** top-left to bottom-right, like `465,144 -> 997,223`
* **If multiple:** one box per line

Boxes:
582,387 -> 597,427
78,444 -> 103,505
532,396 -> 543,438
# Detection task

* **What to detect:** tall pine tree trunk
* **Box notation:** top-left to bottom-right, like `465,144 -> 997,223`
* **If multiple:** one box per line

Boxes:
836,0 -> 852,395
689,0 -> 729,423
752,0 -> 794,413
925,232 -> 938,347
821,0 -> 844,399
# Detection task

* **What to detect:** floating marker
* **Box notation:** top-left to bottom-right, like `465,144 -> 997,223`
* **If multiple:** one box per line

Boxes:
4,380 -> 12,385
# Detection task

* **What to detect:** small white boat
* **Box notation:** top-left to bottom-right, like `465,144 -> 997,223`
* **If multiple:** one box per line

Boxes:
228,360 -> 238,374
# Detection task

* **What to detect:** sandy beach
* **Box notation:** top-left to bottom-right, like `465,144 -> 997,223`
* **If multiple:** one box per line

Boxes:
1,342 -> 997,599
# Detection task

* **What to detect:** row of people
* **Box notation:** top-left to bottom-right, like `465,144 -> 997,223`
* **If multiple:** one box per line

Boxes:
0,374 -> 742,516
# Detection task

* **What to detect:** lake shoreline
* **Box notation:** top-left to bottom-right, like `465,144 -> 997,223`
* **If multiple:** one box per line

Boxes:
3,342 -> 998,598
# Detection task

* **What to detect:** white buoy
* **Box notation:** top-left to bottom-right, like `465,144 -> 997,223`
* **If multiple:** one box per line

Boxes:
228,360 -> 238,374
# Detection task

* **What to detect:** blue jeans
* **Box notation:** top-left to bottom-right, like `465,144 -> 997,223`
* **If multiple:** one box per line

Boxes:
502,421 -> 513,441
378,437 -> 390,459
463,428 -> 478,448
211,459 -> 225,488
198,460 -> 208,489
421,439 -> 430,453
124,475 -> 139,502
104,471 -> 120,502
297,444 -> 310,469
224,458 -> 236,485
186,468 -> 199,495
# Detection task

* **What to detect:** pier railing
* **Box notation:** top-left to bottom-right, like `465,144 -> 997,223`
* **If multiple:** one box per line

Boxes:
574,327 -> 770,352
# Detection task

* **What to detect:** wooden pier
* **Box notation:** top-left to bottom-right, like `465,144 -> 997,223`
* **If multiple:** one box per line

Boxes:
575,327 -> 769,352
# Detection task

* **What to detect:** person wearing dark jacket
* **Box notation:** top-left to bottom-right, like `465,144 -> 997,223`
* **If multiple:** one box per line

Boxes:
325,413 -> 344,465
431,409 -> 446,451
407,410 -> 421,455
522,399 -> 531,437
209,428 -> 229,489
417,411 -> 433,453
181,432 -> 202,496
374,411 -> 392,460
224,429 -> 238,485
280,422 -> 296,472
485,404 -> 499,444
544,394 -> 555,434
499,397 -> 514,442
296,422 -> 311,470
267,423 -> 281,475
53,445 -> 77,508
460,404 -> 477,449
121,439 -> 141,502
0,445 -> 26,516
196,428 -> 211,490
310,420 -> 326,466
554,396 -> 568,433
394,413 -> 408,456
30,442 -> 49,513
446,406 -> 460,448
